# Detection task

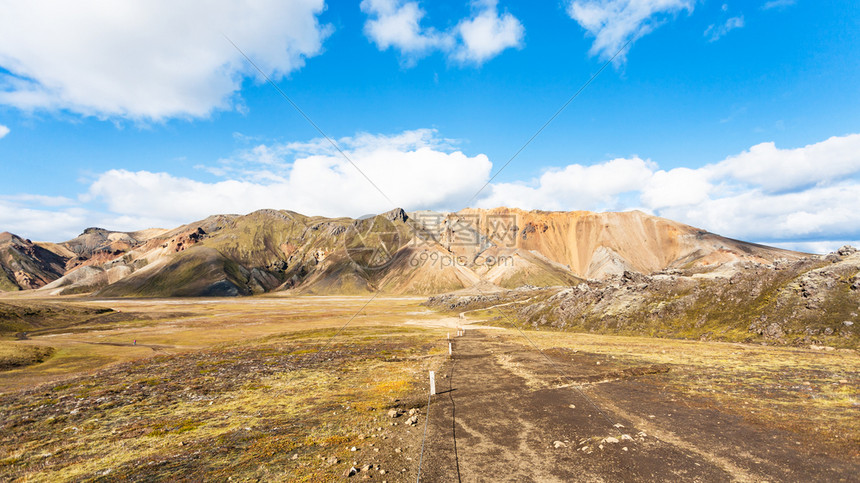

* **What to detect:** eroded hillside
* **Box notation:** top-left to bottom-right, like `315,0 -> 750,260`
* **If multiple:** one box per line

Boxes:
427,246 -> 860,348
1,207 -> 809,297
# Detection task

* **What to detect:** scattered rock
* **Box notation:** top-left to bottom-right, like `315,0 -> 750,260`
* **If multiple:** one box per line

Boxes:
350,446 -> 358,452
347,466 -> 358,477
837,245 -> 858,256
602,437 -> 619,444
406,415 -> 419,426
387,408 -> 402,418
327,456 -> 339,466
553,441 -> 567,448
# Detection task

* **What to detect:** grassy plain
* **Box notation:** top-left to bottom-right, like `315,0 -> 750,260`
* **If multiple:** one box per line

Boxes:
0,294 -> 857,480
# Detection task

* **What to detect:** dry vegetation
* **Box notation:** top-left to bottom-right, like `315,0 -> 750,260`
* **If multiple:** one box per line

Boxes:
1,295 -> 858,480
507,330 -> 860,456
1,317 -> 447,481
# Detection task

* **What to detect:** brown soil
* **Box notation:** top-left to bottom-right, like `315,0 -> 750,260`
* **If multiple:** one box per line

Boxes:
418,331 -> 858,482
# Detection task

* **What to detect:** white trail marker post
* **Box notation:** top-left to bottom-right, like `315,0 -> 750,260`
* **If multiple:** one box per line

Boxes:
429,371 -> 436,395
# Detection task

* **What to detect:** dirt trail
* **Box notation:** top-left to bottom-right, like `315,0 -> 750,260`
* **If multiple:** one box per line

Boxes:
418,331 -> 858,482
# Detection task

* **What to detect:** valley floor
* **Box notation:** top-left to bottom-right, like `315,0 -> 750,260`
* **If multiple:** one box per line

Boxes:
0,296 -> 857,481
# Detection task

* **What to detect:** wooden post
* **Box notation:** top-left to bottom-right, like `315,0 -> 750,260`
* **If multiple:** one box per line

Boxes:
448,342 -> 452,356
429,371 -> 436,395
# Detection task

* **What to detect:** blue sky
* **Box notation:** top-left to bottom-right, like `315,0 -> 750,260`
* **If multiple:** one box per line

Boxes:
0,0 -> 859,252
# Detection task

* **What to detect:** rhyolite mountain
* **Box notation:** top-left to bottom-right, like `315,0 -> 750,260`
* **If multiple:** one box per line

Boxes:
0,208 -> 809,297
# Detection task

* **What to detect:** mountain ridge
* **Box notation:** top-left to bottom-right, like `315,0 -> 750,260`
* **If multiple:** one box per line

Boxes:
0,207 -> 809,297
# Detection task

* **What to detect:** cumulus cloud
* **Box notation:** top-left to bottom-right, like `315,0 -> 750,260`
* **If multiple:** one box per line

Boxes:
475,133 -> 860,250
84,129 -> 491,230
361,0 -> 523,65
567,0 -> 694,61
0,198 -> 89,242
478,157 -> 655,211
360,0 -> 452,57
0,0 -> 330,120
704,15 -> 744,42
6,129 -> 860,253
708,134 -> 860,192
640,167 -> 712,209
452,0 -> 525,64
0,124 -> 8,139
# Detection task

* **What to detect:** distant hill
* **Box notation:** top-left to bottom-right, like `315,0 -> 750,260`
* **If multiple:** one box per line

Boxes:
0,232 -> 67,291
427,245 -> 860,348
0,207 -> 809,297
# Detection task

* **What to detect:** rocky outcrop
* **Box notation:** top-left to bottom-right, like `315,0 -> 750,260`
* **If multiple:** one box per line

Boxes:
428,247 -> 859,349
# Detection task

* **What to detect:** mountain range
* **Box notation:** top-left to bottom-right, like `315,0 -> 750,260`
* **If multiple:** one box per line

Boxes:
0,207 -> 807,297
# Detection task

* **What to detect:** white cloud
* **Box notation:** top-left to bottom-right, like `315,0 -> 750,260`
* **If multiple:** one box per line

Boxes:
640,167 -> 711,209
0,124 -> 8,139
709,134 -> 860,192
0,198 -> 89,242
478,133 -> 860,249
6,130 -> 860,253
360,0 -> 523,65
762,0 -> 796,10
478,157 -> 655,211
84,129 -> 491,230
704,15 -> 744,42
0,1 -> 330,120
769,240 -> 860,255
452,0 -> 525,64
360,0 -> 452,58
567,0 -> 694,61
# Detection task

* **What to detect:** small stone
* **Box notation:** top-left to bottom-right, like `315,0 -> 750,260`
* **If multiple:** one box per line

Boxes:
613,423 -> 624,428
347,466 -> 359,477
621,434 -> 633,441
569,404 -> 576,409
362,464 -> 372,472
374,448 -> 380,452
350,446 -> 358,452
327,456 -> 339,465
648,415 -> 655,419
291,454 -> 298,460
380,469 -> 386,474
387,409 -> 400,418
553,441 -> 567,448
603,437 -> 619,444
409,408 -> 418,416
622,447 -> 628,452
394,447 -> 402,453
